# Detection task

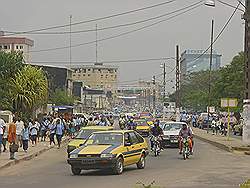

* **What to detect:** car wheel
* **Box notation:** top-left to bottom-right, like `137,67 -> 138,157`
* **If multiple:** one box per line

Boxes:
71,167 -> 81,175
136,154 -> 145,169
113,157 -> 124,175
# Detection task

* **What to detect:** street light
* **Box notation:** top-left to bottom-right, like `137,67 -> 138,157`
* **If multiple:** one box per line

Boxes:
205,0 -> 215,7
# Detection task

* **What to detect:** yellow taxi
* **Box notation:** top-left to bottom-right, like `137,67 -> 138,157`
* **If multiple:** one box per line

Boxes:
67,126 -> 113,156
135,119 -> 151,137
67,130 -> 149,175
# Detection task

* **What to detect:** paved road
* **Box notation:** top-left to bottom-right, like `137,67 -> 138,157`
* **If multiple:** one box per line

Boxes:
0,139 -> 249,188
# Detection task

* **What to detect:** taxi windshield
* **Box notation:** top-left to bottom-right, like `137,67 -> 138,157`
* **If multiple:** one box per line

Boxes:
164,123 -> 183,131
75,129 -> 96,139
86,133 -> 123,145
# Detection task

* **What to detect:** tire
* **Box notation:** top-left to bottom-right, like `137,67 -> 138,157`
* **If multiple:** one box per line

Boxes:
71,167 -> 81,175
136,154 -> 145,169
113,157 -> 124,175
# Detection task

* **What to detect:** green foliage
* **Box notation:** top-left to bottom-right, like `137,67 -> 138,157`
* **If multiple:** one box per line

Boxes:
10,65 -> 48,115
0,51 -> 24,110
170,52 -> 244,112
50,89 -> 75,106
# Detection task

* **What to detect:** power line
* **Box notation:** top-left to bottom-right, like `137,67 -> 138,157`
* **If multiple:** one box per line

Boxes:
30,1 -> 203,53
31,57 -> 176,65
2,0 -> 177,36
217,0 -> 244,12
4,1 -> 201,35
187,1 -> 240,65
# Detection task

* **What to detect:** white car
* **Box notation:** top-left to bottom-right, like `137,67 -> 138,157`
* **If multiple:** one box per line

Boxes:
162,122 -> 186,148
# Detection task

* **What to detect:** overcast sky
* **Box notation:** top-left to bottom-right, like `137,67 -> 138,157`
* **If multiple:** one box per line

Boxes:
0,0 -> 244,92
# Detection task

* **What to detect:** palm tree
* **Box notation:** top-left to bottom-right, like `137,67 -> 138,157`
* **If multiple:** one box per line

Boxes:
10,65 -> 48,115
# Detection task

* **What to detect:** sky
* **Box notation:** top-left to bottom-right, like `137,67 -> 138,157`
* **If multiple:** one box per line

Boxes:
0,0 -> 244,92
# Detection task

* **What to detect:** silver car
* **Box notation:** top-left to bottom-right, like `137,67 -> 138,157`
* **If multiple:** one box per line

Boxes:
162,122 -> 186,148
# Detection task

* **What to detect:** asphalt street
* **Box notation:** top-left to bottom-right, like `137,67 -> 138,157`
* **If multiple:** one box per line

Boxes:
0,139 -> 250,188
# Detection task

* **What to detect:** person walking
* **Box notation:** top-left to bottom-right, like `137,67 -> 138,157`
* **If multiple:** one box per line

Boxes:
22,123 -> 29,152
8,118 -> 17,160
55,119 -> 64,149
29,120 -> 38,146
0,117 -> 5,154
16,117 -> 24,147
2,121 -> 8,152
48,119 -> 56,146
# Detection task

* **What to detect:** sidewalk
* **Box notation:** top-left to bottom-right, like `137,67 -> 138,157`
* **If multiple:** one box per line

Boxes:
0,137 -> 69,170
193,127 -> 250,154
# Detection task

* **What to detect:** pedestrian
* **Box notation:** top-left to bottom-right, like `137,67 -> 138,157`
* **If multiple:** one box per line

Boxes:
16,117 -> 24,147
29,120 -> 38,146
8,118 -> 17,160
48,119 -> 56,146
0,117 -> 6,154
40,118 -> 48,142
22,123 -> 29,152
34,119 -> 41,142
2,121 -> 8,152
211,118 -> 216,135
55,119 -> 64,148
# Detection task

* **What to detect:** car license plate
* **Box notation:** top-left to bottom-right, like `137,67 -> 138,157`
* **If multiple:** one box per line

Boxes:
171,140 -> 178,143
81,159 -> 95,164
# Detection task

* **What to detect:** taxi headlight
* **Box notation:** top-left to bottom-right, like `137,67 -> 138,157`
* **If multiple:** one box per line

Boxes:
100,154 -> 116,158
70,154 -> 78,159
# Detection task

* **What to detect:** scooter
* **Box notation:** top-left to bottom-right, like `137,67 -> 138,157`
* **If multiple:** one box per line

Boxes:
151,136 -> 161,157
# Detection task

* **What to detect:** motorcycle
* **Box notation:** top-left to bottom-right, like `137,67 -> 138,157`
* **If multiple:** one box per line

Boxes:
182,137 -> 191,160
151,135 -> 161,157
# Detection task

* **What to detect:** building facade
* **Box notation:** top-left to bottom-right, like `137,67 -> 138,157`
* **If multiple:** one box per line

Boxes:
70,64 -> 118,94
0,31 -> 34,63
180,49 -> 221,80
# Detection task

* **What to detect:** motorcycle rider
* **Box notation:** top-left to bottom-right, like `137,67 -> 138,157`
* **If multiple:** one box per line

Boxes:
150,119 -> 164,151
119,114 -> 127,130
127,118 -> 136,130
178,123 -> 193,155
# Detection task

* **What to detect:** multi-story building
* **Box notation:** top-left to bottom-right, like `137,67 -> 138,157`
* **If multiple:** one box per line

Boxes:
180,49 -> 221,80
0,31 -> 34,63
31,64 -> 73,95
70,64 -> 118,94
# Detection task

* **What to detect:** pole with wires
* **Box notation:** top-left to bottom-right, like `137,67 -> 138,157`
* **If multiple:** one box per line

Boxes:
69,15 -> 72,67
176,45 -> 180,121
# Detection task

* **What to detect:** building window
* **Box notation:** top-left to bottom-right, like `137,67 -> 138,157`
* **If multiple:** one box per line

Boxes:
98,69 -> 101,73
83,74 -> 85,77
88,69 -> 91,72
83,69 -> 86,73
16,46 -> 19,49
88,74 -> 90,77
4,45 -> 8,49
0,46 -> 2,49
73,73 -> 76,76
20,46 -> 23,49
110,75 -> 113,77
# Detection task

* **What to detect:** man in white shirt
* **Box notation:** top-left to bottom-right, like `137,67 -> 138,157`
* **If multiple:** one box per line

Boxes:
16,117 -> 24,147
0,118 -> 5,153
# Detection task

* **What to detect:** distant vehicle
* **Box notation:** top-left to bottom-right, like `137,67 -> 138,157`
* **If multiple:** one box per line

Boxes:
161,122 -> 185,148
135,119 -> 151,137
67,130 -> 149,175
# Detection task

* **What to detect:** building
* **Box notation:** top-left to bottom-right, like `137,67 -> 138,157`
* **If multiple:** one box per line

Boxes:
0,31 -> 34,63
180,49 -> 221,80
31,64 -> 73,95
70,64 -> 118,94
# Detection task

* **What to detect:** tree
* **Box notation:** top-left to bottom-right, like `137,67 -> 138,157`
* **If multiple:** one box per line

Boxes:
50,89 -> 75,106
0,51 -> 24,110
10,65 -> 48,116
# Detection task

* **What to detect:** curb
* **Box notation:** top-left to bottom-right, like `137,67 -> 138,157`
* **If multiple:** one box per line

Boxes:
194,134 -> 233,152
0,138 -> 69,171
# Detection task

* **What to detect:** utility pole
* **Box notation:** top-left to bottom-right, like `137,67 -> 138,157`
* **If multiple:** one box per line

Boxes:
69,15 -> 72,68
163,63 -> 166,100
152,76 -> 156,117
207,19 -> 214,133
176,45 -> 180,121
243,0 -> 250,144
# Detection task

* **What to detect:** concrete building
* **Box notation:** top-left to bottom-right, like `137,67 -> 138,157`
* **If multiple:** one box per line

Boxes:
31,64 -> 73,95
70,64 -> 118,94
180,49 -> 221,80
0,31 -> 34,63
